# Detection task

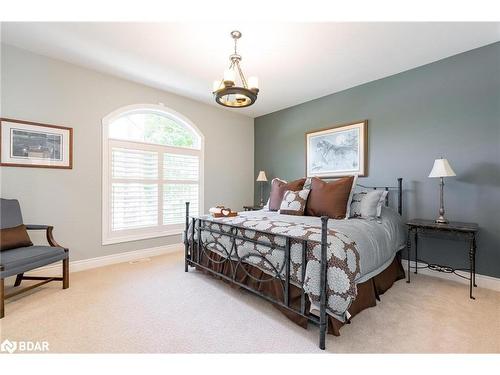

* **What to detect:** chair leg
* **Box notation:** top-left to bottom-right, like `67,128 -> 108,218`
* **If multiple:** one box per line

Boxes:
62,258 -> 69,289
14,273 -> 24,287
1,278 -> 4,319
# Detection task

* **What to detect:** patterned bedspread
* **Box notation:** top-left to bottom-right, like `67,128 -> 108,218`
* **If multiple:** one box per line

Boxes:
189,214 -> 361,320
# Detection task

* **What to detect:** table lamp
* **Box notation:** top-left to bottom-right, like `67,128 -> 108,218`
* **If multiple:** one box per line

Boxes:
256,171 -> 268,207
428,158 -> 456,224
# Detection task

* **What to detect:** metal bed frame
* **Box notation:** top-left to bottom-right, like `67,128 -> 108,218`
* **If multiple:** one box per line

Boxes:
184,178 -> 403,350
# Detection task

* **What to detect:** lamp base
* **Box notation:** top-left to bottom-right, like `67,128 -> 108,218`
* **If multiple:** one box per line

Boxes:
259,182 -> 265,207
435,216 -> 449,224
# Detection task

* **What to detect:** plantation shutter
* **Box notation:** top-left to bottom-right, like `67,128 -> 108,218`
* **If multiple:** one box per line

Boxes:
103,109 -> 202,245
111,148 -> 159,231
163,153 -> 200,225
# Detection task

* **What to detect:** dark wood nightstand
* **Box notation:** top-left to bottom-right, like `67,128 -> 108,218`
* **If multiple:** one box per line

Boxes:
243,205 -> 263,211
406,218 -> 479,299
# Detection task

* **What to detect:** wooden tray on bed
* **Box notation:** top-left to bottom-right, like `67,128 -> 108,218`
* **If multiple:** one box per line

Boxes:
211,212 -> 238,218
210,206 -> 238,218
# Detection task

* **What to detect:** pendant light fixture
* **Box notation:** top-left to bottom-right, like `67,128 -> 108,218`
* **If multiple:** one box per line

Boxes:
212,31 -> 259,108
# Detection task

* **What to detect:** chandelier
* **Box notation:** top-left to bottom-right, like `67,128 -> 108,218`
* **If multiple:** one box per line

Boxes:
212,31 -> 259,108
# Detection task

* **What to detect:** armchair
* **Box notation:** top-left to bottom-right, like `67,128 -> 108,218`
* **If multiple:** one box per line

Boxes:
0,198 -> 69,318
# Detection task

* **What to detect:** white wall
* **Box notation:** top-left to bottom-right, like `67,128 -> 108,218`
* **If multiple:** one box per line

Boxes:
0,44 -> 254,261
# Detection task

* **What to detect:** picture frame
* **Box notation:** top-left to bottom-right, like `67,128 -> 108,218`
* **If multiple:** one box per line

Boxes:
0,118 -> 73,169
306,120 -> 367,178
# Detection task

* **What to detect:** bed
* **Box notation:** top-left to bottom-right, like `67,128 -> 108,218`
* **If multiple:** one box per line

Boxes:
184,178 -> 406,350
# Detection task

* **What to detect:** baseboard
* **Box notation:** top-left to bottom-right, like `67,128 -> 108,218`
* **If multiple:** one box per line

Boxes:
403,260 -> 500,292
25,243 -> 184,277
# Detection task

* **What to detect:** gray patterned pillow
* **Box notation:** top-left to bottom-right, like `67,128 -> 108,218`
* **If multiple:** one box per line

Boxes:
349,191 -> 366,218
303,177 -> 312,190
279,189 -> 310,216
350,190 -> 388,218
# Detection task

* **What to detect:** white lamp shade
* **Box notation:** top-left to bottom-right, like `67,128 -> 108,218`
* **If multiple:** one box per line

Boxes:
428,158 -> 456,178
223,69 -> 235,84
213,80 -> 222,92
256,170 -> 268,182
248,76 -> 259,90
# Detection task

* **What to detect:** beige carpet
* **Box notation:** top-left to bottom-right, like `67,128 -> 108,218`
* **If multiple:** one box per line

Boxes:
1,251 -> 499,353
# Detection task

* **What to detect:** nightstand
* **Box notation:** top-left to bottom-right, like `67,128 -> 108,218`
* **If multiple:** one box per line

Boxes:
406,218 -> 479,299
243,205 -> 263,211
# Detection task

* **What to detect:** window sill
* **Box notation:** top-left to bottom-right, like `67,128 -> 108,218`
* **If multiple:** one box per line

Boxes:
102,228 -> 184,245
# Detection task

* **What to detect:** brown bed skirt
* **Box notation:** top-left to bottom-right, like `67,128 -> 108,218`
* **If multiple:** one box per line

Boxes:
195,249 -> 405,336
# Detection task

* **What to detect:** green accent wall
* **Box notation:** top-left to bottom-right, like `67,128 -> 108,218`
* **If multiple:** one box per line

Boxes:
255,42 -> 500,278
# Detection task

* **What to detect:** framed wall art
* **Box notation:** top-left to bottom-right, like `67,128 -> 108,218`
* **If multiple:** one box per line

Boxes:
0,118 -> 73,169
306,120 -> 367,178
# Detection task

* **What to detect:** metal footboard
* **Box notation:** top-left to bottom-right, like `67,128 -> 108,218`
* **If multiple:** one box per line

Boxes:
184,201 -> 330,350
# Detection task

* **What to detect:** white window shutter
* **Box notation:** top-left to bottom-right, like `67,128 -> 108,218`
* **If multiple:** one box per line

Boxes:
163,153 -> 200,225
103,108 -> 202,245
112,183 -> 158,230
112,148 -> 158,179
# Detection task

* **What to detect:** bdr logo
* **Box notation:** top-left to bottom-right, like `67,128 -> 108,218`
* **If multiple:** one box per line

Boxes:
1,339 -> 49,353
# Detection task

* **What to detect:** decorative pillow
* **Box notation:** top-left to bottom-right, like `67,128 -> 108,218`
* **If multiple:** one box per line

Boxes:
349,191 -> 366,218
279,189 -> 310,216
262,198 -> 270,210
305,176 -> 355,219
0,224 -> 33,251
350,190 -> 388,218
269,177 -> 306,211
303,177 -> 312,190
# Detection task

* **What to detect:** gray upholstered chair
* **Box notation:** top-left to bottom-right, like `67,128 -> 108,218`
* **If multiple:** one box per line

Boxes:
0,198 -> 69,318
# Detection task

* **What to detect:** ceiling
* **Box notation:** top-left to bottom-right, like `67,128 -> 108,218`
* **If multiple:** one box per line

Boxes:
2,22 -> 499,118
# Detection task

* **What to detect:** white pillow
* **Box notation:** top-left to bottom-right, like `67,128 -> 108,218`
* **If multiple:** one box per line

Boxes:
359,190 -> 388,218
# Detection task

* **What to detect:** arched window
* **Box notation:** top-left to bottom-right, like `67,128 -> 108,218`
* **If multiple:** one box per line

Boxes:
102,104 -> 204,245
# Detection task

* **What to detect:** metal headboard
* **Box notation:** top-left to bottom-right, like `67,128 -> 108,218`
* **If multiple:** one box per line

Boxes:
356,177 -> 403,215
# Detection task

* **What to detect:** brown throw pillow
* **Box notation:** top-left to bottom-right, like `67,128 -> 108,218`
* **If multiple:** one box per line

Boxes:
305,176 -> 355,219
0,224 -> 33,251
269,178 -> 306,211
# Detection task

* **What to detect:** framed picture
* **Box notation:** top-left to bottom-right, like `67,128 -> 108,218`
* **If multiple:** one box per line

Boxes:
306,120 -> 367,178
0,118 -> 73,169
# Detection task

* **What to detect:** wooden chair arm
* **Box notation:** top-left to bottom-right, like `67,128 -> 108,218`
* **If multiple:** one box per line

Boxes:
46,226 -> 64,248
26,225 -> 67,250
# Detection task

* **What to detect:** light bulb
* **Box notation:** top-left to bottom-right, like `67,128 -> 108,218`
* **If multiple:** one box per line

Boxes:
248,76 -> 259,90
235,94 -> 246,104
213,80 -> 222,92
223,69 -> 235,86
